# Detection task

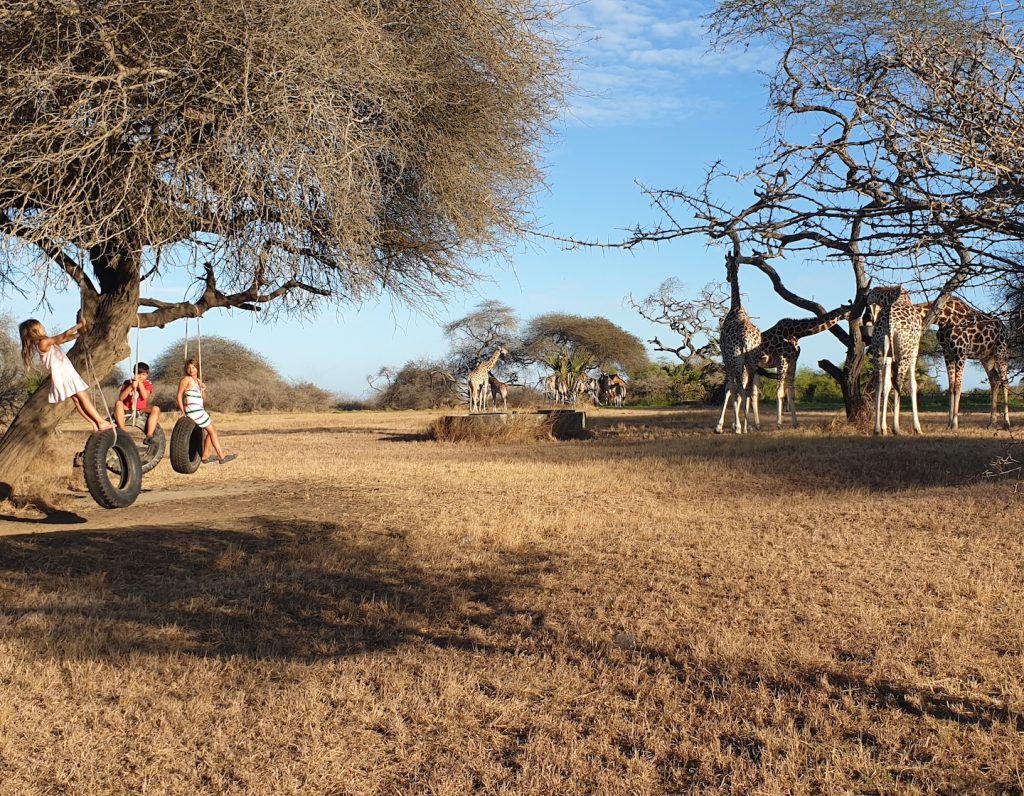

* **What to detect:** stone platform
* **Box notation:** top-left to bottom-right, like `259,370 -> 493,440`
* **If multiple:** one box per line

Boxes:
439,411 -> 588,440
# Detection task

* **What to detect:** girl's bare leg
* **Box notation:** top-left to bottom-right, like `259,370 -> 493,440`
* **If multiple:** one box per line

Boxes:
203,425 -> 225,460
71,393 -> 112,431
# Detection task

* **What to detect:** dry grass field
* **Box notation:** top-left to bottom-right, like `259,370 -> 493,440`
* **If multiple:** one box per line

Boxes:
1,406 -> 1023,795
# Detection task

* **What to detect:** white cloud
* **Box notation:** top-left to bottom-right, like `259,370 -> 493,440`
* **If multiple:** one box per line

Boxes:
561,0 -> 770,126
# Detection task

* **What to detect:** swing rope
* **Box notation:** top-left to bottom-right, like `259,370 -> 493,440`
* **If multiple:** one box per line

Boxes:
129,317 -> 142,423
77,305 -> 115,435
183,312 -> 203,382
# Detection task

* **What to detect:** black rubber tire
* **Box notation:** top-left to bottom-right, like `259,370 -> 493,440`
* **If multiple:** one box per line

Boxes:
169,415 -> 203,474
83,428 -> 143,509
106,414 -> 166,475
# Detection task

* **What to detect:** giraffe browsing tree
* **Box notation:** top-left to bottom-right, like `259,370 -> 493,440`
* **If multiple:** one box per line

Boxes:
866,287 -> 924,436
715,245 -> 762,434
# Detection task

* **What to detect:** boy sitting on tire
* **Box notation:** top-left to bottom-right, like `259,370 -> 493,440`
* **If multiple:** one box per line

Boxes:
115,362 -> 161,443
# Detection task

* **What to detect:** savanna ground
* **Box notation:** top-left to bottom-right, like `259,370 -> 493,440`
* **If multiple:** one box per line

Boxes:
1,405 -> 1022,795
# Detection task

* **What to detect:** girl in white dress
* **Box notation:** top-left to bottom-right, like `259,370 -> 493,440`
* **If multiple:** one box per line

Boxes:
19,318 -> 112,432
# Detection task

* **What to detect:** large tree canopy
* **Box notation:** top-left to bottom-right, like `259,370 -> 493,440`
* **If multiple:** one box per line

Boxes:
1,0 -> 564,317
0,0 -> 566,491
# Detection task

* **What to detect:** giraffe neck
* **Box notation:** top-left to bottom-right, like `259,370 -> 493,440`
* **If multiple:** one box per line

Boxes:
728,257 -> 742,313
789,305 -> 851,339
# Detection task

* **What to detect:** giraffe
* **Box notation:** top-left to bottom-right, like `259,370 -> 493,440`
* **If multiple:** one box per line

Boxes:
750,303 -> 853,428
715,252 -> 762,434
468,347 -> 507,413
914,297 -> 1011,430
541,373 -> 559,402
488,372 -> 509,412
865,286 -> 923,435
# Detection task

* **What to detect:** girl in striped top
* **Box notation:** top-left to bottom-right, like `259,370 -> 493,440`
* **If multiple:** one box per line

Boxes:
176,358 -> 236,465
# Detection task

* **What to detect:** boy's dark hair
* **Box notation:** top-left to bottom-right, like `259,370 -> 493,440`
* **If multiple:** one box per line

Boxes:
134,362 -> 150,375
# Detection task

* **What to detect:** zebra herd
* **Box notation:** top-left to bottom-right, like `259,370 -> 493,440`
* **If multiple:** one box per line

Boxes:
542,372 -> 627,407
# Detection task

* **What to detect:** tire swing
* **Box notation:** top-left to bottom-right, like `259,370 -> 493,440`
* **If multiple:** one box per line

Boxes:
79,330 -> 143,509
169,313 -> 204,475
110,319 -> 166,475
108,414 -> 166,476
169,416 -> 203,473
84,428 -> 143,509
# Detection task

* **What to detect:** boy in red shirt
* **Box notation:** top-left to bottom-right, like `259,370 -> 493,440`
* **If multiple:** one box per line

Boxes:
115,362 -> 161,442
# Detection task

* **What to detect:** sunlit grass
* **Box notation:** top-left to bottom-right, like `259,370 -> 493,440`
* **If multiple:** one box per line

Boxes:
1,407 -> 1022,794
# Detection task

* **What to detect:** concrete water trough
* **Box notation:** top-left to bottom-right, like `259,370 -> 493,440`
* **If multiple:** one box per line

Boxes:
436,410 -> 588,440
535,409 -> 588,440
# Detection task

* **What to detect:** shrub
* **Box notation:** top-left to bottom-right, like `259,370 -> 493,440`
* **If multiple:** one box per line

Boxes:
149,336 -> 338,413
376,359 -> 460,410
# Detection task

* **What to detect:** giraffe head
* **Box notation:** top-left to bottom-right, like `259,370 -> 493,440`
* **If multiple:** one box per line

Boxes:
864,285 -> 905,309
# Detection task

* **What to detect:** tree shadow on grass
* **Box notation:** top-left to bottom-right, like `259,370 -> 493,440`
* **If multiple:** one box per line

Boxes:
496,421 -> 1012,493
635,643 -> 1024,792
0,516 -> 552,662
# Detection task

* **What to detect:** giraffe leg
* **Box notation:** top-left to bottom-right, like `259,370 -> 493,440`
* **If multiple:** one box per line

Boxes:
875,341 -> 891,436
907,348 -> 922,434
946,357 -> 960,430
715,382 -> 733,434
1001,364 -> 1011,429
891,372 -> 901,437
747,370 -> 760,432
787,367 -> 799,428
733,381 -> 745,434
942,358 -> 958,432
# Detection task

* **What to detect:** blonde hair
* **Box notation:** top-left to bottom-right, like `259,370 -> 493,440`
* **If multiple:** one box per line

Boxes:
18,319 -> 45,371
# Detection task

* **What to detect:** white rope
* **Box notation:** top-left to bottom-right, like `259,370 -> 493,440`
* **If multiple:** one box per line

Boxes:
183,313 -> 203,380
79,325 -> 115,435
129,317 -> 141,422
196,314 -> 202,382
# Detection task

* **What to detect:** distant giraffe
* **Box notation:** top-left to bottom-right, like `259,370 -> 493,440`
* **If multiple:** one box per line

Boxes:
915,297 -> 1011,430
468,348 -> 506,413
488,372 -> 508,412
866,286 -> 923,435
541,373 -> 559,402
751,304 -> 853,428
715,252 -> 762,434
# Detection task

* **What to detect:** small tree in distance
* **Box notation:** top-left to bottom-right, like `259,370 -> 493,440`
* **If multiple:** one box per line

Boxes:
522,313 -> 649,395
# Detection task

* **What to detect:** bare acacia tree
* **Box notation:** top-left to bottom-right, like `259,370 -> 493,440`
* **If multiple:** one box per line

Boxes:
0,0 -> 565,491
627,278 -> 727,370
557,1 -> 1024,421
443,300 -> 522,383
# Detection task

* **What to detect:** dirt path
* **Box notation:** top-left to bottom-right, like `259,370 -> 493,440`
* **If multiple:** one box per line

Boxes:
0,481 -> 267,534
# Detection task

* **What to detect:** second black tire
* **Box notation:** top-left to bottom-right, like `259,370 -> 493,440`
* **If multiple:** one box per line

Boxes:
106,414 -> 166,475
83,428 -> 143,509
169,415 -> 204,474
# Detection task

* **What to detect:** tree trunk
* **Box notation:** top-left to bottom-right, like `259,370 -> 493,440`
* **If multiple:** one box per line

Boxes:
0,248 -> 140,499
819,314 -> 870,422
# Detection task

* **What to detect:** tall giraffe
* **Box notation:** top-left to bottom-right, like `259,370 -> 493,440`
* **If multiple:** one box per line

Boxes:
715,252 -> 762,434
751,303 -> 853,428
468,347 -> 506,413
915,297 -> 1011,430
866,286 -> 923,436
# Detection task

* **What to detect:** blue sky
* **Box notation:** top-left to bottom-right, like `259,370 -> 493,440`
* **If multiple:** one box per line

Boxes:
2,1 -> 980,396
